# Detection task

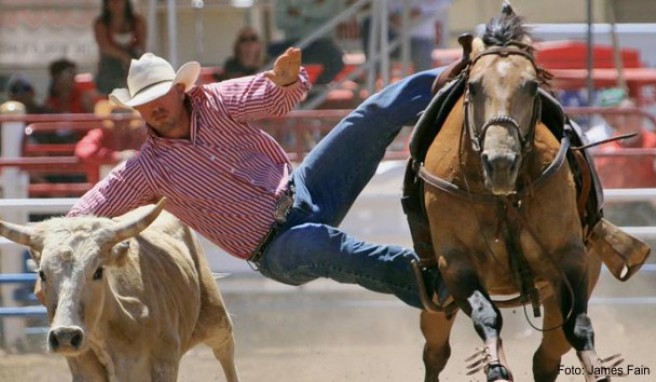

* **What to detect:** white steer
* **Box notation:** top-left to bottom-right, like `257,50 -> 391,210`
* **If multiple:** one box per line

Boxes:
0,199 -> 239,382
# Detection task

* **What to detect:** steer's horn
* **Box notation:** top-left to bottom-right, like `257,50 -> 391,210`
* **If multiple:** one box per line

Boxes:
0,220 -> 39,250
111,197 -> 167,243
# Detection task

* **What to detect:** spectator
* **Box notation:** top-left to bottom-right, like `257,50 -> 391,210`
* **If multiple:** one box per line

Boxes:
94,0 -> 147,95
5,74 -> 49,114
220,27 -> 267,81
594,94 -> 656,189
75,99 -> 146,179
362,0 -> 452,72
44,58 -> 94,115
37,59 -> 92,185
272,0 -> 345,84
585,87 -> 625,145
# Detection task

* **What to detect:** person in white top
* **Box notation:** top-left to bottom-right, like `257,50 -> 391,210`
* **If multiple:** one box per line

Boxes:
388,0 -> 452,71
361,0 -> 452,72
93,0 -> 147,95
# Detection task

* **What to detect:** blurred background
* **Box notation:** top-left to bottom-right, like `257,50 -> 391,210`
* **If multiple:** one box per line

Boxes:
1,0 -> 656,110
0,2 -> 655,380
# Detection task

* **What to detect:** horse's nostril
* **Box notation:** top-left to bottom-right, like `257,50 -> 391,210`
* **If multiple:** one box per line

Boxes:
509,156 -> 519,172
481,153 -> 494,174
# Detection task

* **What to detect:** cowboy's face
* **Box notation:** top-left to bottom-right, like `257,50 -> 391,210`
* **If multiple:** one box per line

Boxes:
134,84 -> 189,139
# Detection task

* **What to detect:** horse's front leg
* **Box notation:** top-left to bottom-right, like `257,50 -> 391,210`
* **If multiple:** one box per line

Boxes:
558,242 -> 610,382
533,243 -> 604,382
441,257 -> 512,382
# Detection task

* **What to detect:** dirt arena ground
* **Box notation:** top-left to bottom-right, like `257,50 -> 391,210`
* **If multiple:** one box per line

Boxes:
0,270 -> 654,382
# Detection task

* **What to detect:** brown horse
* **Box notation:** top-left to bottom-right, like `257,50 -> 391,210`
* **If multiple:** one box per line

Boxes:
418,4 -> 613,382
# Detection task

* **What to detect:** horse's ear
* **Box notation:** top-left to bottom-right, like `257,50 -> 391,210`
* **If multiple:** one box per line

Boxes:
458,33 -> 474,62
502,0 -> 515,16
471,38 -> 485,58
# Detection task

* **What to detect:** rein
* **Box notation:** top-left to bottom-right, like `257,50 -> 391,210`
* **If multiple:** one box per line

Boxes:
418,136 -> 570,204
463,45 -> 543,155
418,39 -> 569,204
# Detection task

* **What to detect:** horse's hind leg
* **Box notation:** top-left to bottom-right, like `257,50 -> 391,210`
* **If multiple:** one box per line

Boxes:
420,310 -> 458,382
532,297 -> 571,382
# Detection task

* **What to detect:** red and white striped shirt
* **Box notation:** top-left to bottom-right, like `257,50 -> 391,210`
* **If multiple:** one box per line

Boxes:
69,70 -> 310,259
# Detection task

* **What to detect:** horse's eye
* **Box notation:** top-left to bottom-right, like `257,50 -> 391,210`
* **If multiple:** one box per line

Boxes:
525,80 -> 538,96
467,82 -> 478,97
38,270 -> 46,283
93,267 -> 104,281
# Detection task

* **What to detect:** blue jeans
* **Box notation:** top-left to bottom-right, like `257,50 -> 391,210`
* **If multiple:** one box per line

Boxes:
258,67 -> 445,309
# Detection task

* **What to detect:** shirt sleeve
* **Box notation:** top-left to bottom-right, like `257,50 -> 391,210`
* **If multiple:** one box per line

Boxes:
68,158 -> 156,218
206,68 -> 310,123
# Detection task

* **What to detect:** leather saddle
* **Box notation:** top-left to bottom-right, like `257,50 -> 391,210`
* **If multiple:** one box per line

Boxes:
402,34 -> 649,280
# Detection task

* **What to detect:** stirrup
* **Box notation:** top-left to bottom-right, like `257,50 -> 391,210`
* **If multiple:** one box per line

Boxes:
587,218 -> 651,281
411,259 -> 457,315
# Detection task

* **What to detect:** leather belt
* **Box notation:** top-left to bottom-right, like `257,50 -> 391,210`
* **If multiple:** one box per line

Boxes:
248,183 -> 295,266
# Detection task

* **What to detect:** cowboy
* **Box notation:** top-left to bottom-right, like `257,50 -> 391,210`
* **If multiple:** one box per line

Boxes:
68,48 -> 450,310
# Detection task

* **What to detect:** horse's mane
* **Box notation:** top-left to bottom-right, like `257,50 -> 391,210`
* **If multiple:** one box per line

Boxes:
482,8 -> 533,51
473,5 -> 553,85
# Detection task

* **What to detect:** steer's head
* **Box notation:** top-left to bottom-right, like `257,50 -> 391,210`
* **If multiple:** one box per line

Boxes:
0,199 -> 166,356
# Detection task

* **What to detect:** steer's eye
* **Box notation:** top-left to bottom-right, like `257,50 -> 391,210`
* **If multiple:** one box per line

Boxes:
93,267 -> 104,280
38,270 -> 46,282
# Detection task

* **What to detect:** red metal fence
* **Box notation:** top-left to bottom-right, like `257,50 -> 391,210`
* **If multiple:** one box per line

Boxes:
1,106 -> 655,198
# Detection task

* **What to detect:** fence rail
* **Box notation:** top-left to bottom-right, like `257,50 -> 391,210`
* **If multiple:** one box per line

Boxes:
0,273 -> 36,283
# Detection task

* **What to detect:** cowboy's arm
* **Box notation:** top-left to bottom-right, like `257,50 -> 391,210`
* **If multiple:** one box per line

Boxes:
68,159 -> 155,218
211,48 -> 309,122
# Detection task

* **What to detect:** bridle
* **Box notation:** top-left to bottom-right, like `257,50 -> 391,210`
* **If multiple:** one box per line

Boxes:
463,43 -> 543,158
418,41 -> 568,203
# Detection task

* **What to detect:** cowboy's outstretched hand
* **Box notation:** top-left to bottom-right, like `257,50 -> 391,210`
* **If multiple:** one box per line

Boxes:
265,47 -> 301,87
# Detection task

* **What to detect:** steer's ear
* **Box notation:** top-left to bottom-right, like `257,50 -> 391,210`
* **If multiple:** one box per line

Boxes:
27,234 -> 45,264
108,241 -> 131,267
28,248 -> 42,264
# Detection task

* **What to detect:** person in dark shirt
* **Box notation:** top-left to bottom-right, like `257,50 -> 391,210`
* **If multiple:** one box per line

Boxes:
5,74 -> 49,114
221,27 -> 267,81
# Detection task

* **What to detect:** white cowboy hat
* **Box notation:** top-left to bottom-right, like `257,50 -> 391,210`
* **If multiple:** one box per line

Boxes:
109,53 -> 200,108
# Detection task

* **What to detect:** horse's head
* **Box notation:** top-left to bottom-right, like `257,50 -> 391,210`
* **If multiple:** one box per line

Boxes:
464,2 -> 544,195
